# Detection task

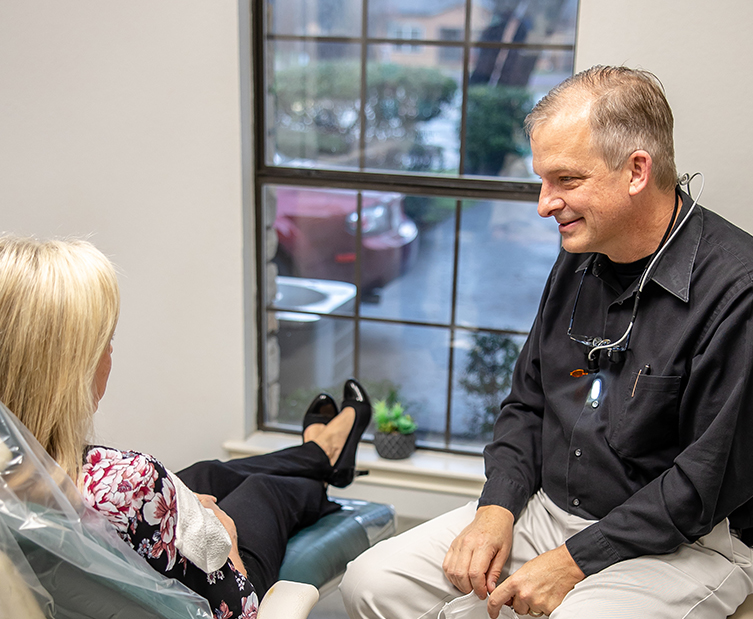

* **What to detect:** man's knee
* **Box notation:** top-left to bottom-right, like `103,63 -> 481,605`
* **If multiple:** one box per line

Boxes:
340,549 -> 391,618
341,503 -> 477,618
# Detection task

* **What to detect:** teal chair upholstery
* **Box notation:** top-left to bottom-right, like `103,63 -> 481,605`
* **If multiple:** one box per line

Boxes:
280,497 -> 396,592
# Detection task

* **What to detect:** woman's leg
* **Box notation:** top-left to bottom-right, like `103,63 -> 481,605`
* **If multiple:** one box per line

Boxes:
177,393 -> 362,497
176,441 -> 332,500
218,473 -> 340,598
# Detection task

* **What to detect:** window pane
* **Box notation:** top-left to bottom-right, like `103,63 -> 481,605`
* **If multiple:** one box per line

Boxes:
361,194 -> 454,323
364,49 -> 461,174
368,0 -> 467,39
269,310 -> 355,430
456,198 -> 560,332
471,0 -> 578,45
267,0 -> 363,37
269,185 -> 359,293
268,185 -> 419,302
451,330 -> 528,450
359,322 -> 450,445
266,41 -> 362,169
463,49 -> 574,177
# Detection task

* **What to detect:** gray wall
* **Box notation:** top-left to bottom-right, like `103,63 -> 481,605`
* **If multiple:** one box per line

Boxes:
0,0 -> 751,484
576,0 -> 753,232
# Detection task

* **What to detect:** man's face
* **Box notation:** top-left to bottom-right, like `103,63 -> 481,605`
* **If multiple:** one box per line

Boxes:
531,108 -> 638,262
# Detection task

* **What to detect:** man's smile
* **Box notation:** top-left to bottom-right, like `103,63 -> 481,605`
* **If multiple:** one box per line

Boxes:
556,217 -> 583,232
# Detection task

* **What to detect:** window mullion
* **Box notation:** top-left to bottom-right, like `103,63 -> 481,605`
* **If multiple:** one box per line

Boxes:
445,198 -> 464,448
358,0 -> 369,171
457,0 -> 472,175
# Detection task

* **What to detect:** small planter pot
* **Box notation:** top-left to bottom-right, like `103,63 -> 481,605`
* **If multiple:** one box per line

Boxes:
374,431 -> 416,460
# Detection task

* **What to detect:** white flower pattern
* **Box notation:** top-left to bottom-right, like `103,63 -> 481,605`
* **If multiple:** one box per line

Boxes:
239,593 -> 259,619
79,447 -> 256,618
207,569 -> 225,585
79,448 -> 158,531
142,476 -> 178,569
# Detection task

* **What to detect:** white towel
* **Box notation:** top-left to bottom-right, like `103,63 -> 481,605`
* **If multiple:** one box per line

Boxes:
438,592 -> 520,619
167,470 -> 232,574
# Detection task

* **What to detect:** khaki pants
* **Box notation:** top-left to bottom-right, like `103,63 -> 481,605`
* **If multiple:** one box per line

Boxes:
341,490 -> 753,619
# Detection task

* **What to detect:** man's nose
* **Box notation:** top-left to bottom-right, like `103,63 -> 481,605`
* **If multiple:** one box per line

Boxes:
537,181 -> 563,218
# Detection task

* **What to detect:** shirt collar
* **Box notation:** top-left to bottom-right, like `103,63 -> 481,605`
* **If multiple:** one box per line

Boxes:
573,189 -> 702,303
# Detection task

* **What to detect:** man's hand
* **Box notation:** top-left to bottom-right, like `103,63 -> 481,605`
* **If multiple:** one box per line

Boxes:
442,505 -> 515,600
487,545 -> 584,618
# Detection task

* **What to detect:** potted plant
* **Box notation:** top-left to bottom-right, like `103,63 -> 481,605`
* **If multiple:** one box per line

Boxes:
373,398 -> 417,460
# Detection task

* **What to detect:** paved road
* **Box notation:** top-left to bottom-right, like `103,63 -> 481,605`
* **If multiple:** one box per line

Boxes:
359,199 -> 560,447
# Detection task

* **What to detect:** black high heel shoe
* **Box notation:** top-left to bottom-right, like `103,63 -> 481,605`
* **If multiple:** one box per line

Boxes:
302,393 -> 338,439
328,379 -> 372,488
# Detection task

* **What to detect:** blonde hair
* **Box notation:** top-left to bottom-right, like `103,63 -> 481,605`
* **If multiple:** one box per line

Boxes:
526,65 -> 678,192
0,237 -> 120,478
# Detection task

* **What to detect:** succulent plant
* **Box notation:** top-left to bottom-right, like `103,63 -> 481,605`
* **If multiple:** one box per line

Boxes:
374,399 -> 417,435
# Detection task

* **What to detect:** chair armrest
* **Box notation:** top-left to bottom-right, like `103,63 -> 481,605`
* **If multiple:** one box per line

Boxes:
257,580 -> 319,619
0,551 -> 46,618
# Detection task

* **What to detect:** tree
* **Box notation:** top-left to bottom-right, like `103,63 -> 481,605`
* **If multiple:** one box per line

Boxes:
464,85 -> 532,176
272,61 -> 457,162
459,333 -> 521,436
463,0 -> 570,175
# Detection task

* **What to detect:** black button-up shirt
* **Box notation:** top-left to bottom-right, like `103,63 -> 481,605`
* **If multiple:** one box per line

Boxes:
479,191 -> 753,575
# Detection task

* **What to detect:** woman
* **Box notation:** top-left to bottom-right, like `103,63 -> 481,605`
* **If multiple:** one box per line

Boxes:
0,235 -> 371,618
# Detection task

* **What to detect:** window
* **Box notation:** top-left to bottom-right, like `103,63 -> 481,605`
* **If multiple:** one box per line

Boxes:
438,28 -> 463,63
255,0 -> 578,453
389,24 -> 425,53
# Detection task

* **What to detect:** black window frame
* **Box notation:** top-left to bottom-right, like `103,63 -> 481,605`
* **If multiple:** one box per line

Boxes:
252,0 -> 576,454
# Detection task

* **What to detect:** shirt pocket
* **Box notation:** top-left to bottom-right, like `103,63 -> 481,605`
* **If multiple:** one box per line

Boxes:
607,373 -> 682,459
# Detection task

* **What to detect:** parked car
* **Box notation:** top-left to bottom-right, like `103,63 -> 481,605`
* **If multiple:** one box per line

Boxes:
273,187 -> 419,297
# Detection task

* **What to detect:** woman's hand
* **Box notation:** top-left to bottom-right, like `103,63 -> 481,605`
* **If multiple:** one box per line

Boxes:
195,493 -> 247,577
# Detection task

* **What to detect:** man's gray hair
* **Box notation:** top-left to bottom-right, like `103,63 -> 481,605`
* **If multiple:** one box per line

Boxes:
525,66 -> 678,192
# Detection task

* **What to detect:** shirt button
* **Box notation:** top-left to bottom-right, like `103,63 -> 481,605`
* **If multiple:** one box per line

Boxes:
572,498 -> 581,507
574,448 -> 582,457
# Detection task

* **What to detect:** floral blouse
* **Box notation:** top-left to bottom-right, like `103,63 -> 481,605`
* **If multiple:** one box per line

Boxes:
78,446 -> 259,619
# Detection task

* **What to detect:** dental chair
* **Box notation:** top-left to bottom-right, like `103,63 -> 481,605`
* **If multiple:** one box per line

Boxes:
0,402 -> 394,618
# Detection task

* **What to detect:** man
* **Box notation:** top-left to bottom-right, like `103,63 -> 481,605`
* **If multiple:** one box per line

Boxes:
340,66 -> 753,619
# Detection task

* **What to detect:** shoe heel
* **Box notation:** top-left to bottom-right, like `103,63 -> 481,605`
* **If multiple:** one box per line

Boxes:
328,379 -> 372,488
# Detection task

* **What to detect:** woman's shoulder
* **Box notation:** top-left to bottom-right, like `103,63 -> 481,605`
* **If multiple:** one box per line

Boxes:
79,446 -> 175,533
81,446 -> 170,491
83,444 -> 162,467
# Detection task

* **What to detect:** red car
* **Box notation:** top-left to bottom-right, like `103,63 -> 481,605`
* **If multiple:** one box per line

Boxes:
273,187 -> 419,295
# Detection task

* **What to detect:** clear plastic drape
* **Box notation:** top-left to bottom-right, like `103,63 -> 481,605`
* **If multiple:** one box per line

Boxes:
0,401 -> 212,618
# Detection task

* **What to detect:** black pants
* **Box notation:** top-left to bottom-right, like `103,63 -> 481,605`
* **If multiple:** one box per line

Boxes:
177,442 -> 340,598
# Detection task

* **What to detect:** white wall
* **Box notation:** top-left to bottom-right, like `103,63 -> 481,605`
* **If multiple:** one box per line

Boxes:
0,1 -> 251,472
576,0 -> 753,233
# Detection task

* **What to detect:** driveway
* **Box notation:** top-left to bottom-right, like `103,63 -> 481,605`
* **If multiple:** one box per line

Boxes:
360,198 -> 560,447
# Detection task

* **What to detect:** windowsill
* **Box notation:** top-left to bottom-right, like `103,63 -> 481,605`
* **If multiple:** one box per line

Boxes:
223,432 -> 485,497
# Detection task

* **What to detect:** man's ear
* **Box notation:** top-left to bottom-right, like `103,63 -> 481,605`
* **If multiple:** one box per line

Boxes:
627,150 -> 652,196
